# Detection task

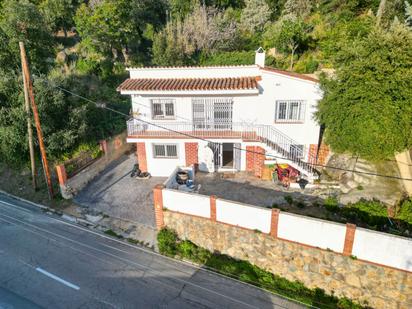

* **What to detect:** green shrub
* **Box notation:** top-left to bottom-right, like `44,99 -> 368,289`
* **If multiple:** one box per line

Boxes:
296,201 -> 305,209
178,240 -> 197,259
284,195 -> 294,205
324,196 -> 339,212
157,228 -> 366,308
104,229 -> 122,239
396,199 -> 412,225
157,228 -> 178,257
342,200 -> 388,228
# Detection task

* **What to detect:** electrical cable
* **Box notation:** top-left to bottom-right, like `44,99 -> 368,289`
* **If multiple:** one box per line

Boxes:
39,78 -> 412,182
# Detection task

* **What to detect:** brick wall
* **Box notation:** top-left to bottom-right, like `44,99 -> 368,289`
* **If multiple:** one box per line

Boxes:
308,143 -> 330,166
246,146 -> 266,178
185,142 -> 198,167
136,142 -> 147,172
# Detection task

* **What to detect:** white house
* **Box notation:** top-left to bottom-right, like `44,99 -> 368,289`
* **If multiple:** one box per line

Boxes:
117,49 -> 325,178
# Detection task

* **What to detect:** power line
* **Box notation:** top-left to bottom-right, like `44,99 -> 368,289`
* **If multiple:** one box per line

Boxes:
40,79 -> 412,182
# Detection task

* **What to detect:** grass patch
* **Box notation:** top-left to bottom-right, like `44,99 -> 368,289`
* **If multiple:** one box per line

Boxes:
157,228 -> 368,309
104,229 -> 123,239
127,238 -> 139,244
322,198 -> 412,236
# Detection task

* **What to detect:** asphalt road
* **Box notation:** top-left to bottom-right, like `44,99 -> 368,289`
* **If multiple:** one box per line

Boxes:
0,193 -> 306,309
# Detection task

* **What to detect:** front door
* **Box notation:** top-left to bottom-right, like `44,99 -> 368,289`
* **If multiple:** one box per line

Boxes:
192,98 -> 233,130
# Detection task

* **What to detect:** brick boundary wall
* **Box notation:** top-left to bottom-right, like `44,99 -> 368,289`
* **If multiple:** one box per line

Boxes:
270,208 -> 280,238
152,187 -> 411,272
163,211 -> 412,309
343,223 -> 356,256
210,195 -> 217,222
136,142 -> 147,172
153,185 -> 412,307
153,184 -> 164,229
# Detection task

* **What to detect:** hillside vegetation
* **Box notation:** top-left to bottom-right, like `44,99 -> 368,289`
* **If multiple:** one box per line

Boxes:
0,0 -> 411,166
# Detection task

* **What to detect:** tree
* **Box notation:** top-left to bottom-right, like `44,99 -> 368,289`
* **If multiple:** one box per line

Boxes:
152,4 -> 238,65
74,0 -> 167,65
263,17 -> 310,70
283,0 -> 312,19
168,0 -> 197,20
406,1 -> 412,28
376,0 -> 404,27
240,0 -> 271,33
0,0 -> 54,71
39,0 -> 76,37
317,25 -> 412,160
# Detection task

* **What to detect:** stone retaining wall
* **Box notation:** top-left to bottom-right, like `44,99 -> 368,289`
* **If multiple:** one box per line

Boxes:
164,211 -> 412,309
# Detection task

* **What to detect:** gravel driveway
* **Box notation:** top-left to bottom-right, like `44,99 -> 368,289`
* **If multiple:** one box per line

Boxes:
74,154 -> 166,228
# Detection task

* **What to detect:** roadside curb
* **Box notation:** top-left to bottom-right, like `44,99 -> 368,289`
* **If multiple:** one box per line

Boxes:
0,189 -> 90,225
0,189 -> 156,248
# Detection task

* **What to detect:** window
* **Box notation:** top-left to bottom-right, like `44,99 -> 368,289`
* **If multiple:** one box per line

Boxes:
153,144 -> 178,158
151,99 -> 175,119
275,100 -> 305,123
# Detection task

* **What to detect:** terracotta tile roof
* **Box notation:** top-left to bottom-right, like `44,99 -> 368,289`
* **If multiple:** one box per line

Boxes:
260,67 -> 319,82
117,76 -> 260,92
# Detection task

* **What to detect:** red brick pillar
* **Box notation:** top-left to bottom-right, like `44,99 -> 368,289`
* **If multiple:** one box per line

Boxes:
254,146 -> 266,178
308,144 -> 317,165
343,223 -> 356,256
317,143 -> 330,165
270,208 -> 280,238
185,142 -> 198,168
153,184 -> 164,230
246,146 -> 255,172
210,195 -> 217,221
55,164 -> 67,186
136,142 -> 147,172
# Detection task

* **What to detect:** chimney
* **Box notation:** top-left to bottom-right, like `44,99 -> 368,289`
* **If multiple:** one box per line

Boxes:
255,47 -> 265,67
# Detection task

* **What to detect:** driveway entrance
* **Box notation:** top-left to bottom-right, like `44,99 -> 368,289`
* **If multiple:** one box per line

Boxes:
74,154 -> 166,228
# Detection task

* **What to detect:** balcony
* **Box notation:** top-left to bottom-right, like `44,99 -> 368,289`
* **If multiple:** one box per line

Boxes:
127,119 -> 260,140
126,119 -> 319,176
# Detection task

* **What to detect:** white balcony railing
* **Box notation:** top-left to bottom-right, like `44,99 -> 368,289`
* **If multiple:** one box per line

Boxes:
127,119 -> 318,174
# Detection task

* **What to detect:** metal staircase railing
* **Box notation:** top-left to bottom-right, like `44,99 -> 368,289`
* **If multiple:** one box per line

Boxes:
127,119 -> 318,175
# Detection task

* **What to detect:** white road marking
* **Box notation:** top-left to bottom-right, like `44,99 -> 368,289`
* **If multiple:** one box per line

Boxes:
35,267 -> 80,290
0,198 -> 302,308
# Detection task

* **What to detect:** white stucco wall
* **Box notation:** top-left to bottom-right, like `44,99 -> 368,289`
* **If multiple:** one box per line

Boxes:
277,213 -> 347,253
162,189 -> 210,218
143,139 -> 186,177
128,65 -> 260,79
160,190 -> 412,271
216,199 -> 272,233
128,69 -> 322,147
352,228 -> 412,271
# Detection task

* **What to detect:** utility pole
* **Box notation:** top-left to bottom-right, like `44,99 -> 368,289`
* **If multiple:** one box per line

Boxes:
19,42 -> 54,199
20,44 -> 37,190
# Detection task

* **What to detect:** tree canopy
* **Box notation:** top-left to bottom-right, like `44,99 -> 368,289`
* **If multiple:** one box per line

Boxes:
317,24 -> 412,160
0,0 -> 411,166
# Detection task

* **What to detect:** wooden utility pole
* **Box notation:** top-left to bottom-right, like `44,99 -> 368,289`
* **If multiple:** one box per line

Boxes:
19,42 -> 54,199
20,44 -> 37,190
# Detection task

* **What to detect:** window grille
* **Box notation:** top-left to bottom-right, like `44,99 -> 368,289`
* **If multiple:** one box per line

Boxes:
151,99 -> 175,119
153,144 -> 178,158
